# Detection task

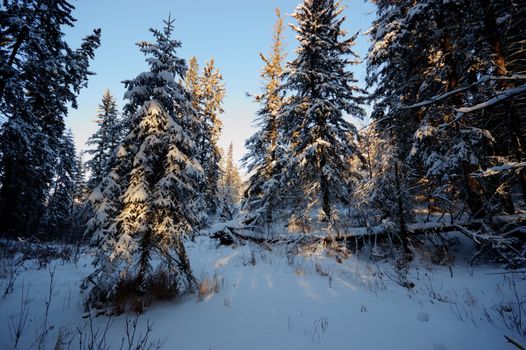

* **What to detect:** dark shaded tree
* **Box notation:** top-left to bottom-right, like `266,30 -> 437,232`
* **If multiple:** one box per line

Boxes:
42,129 -> 79,238
0,0 -> 100,235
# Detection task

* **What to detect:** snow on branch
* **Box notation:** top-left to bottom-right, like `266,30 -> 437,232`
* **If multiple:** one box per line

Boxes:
471,162 -> 526,178
455,84 -> 526,114
400,75 -> 526,110
496,74 -> 526,81
401,83 -> 480,109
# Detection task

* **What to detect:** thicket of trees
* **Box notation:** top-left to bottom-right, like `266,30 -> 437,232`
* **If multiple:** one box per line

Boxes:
364,0 -> 525,262
1,0 -> 525,310
244,0 -> 367,231
0,0 -> 100,238
240,0 -> 525,265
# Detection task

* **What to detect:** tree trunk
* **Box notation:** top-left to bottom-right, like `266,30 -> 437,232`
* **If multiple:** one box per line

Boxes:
463,162 -> 487,218
0,27 -> 28,102
137,231 -> 152,292
394,162 -> 410,253
320,153 -> 331,221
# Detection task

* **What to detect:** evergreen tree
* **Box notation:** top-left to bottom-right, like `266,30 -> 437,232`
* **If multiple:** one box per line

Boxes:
0,0 -> 100,235
278,0 -> 365,224
198,58 -> 225,213
85,16 -> 204,308
185,57 -> 202,113
353,125 -> 413,243
74,153 -> 88,203
367,0 -> 525,220
467,0 -> 526,210
220,143 -> 243,207
185,57 -> 225,213
243,9 -> 287,225
85,89 -> 122,190
43,129 -> 79,238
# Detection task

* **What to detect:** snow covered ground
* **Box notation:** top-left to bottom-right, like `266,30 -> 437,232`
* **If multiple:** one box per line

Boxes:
0,235 -> 524,349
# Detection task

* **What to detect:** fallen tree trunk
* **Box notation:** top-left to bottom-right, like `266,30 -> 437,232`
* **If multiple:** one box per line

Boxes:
209,214 -> 526,266
210,215 -> 525,242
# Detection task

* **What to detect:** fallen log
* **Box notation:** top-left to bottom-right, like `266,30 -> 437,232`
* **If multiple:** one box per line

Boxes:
208,215 -> 526,266
210,215 -> 525,244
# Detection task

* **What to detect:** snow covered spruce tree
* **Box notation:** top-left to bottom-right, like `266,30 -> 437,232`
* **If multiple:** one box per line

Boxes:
364,0 -> 435,244
278,0 -> 365,225
84,16 -> 205,310
242,9 -> 288,226
85,89 -> 123,191
0,0 -> 100,236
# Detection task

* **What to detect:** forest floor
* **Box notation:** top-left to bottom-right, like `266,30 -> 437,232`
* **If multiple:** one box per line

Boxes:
0,233 -> 525,350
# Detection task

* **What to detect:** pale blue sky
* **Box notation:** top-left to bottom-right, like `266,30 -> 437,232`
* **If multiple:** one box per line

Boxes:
64,0 -> 375,166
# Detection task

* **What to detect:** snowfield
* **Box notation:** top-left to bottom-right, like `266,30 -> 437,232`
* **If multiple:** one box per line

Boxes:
0,235 -> 524,350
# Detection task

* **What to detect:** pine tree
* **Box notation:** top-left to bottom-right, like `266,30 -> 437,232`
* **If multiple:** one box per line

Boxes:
185,57 -> 202,113
220,143 -> 243,207
74,153 -> 88,203
199,58 -> 226,213
243,9 -> 287,225
185,57 -> 225,214
279,0 -> 365,224
85,16 -> 204,308
85,89 -> 122,190
43,129 -> 79,239
0,0 -> 100,235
